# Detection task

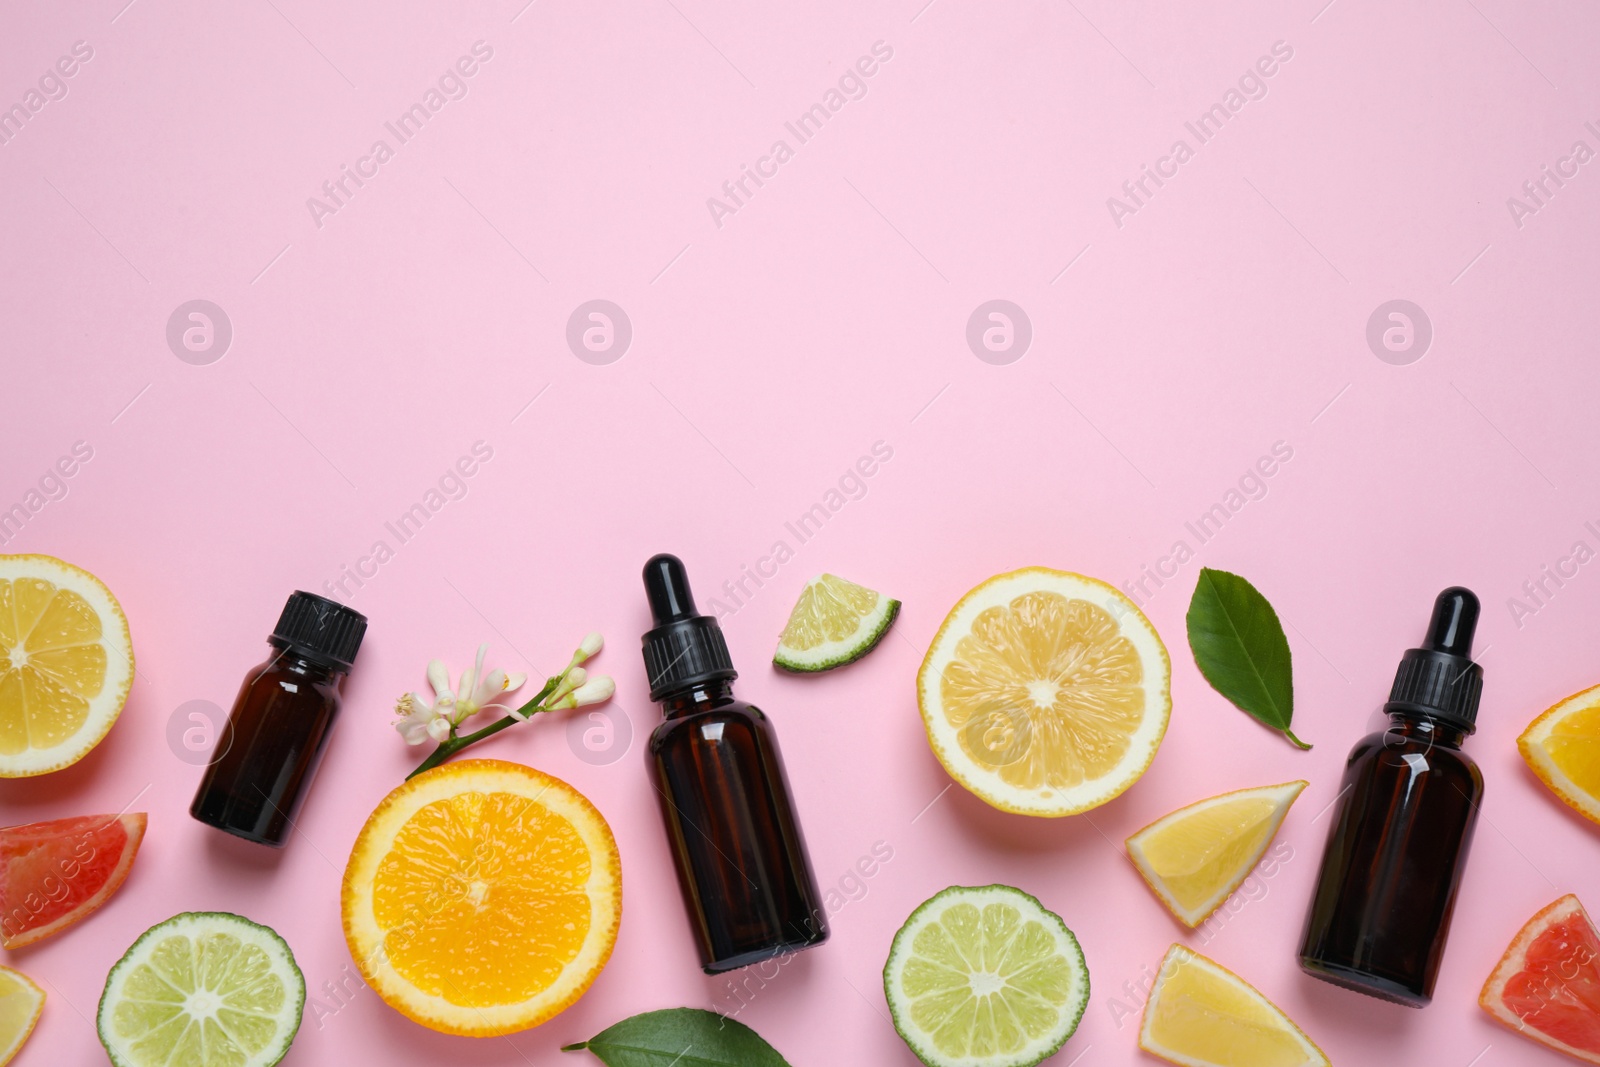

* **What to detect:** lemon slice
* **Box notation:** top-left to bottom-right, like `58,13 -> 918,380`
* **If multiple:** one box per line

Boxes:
0,965 -> 44,1066
1140,945 -> 1329,1067
1519,682 -> 1600,826
0,555 -> 133,777
97,912 -> 304,1067
774,573 -> 900,673
342,759 -> 621,1036
1126,781 -> 1305,927
917,568 -> 1171,817
884,884 -> 1088,1067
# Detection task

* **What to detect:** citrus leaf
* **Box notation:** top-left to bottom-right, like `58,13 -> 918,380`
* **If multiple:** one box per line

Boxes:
1185,567 -> 1309,749
562,1008 -> 792,1067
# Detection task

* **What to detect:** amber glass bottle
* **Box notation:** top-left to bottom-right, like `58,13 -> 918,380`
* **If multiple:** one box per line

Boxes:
641,554 -> 828,974
1298,587 -> 1485,1006
190,592 -> 367,847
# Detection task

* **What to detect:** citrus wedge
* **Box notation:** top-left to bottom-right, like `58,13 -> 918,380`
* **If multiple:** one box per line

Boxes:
0,965 -> 44,1066
774,573 -> 899,673
0,554 -> 133,777
1480,894 -> 1600,1063
884,884 -> 1088,1067
1,812 -> 146,948
97,911 -> 304,1067
917,568 -> 1171,816
1520,683 -> 1600,827
1126,781 -> 1305,927
1140,944 -> 1329,1067
342,759 -> 621,1036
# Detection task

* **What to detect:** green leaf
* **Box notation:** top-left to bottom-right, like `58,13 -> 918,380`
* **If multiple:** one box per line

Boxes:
1185,567 -> 1310,749
562,1007 -> 793,1067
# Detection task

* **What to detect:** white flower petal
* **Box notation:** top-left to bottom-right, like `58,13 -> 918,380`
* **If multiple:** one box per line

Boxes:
504,672 -> 527,692
396,719 -> 431,745
476,669 -> 507,706
427,660 -> 453,704
426,716 -> 454,743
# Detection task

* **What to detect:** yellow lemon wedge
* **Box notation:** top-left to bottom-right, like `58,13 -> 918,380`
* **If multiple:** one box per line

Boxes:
0,964 -> 44,1066
1520,682 -> 1600,827
0,555 -> 133,777
1126,781 -> 1306,927
917,568 -> 1171,817
341,760 -> 621,1036
1140,945 -> 1329,1067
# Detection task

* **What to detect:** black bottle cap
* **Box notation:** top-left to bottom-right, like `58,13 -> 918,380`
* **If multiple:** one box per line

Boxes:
270,591 -> 367,669
1384,586 -> 1483,733
641,554 -> 736,701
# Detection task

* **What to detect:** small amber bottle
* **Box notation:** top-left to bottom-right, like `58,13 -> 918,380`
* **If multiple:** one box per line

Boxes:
1298,587 -> 1485,1006
641,554 -> 829,973
190,592 -> 367,847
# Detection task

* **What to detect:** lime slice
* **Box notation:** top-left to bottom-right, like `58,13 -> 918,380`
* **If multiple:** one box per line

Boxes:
884,885 -> 1089,1067
97,912 -> 305,1067
774,574 -> 900,672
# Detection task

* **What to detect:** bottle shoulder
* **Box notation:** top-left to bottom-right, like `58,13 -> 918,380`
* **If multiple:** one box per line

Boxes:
1345,728 -> 1483,789
650,700 -> 771,743
245,653 -> 343,703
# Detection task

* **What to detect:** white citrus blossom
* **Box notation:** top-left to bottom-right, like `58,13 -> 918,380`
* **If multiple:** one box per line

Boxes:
393,644 -> 527,745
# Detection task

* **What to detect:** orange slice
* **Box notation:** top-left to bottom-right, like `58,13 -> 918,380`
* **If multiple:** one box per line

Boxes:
1521,683 -> 1600,827
341,759 -> 621,1035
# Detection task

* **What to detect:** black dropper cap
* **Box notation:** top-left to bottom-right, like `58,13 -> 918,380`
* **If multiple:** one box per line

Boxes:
641,554 -> 737,701
270,591 -> 367,670
1383,587 -> 1483,733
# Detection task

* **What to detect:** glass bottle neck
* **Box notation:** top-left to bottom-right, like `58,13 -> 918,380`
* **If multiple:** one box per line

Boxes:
1385,711 -> 1467,749
266,645 -> 346,685
660,680 -> 736,719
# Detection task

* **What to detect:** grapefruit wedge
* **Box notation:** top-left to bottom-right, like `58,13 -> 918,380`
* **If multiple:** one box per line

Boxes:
1481,894 -> 1600,1064
0,813 -> 146,949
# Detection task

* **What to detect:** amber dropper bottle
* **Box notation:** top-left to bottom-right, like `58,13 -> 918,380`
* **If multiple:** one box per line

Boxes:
1298,587 -> 1485,1006
641,553 -> 829,974
191,592 -> 367,847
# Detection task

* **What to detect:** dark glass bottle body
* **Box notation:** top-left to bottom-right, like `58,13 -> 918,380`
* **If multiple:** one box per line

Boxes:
190,647 -> 346,848
648,680 -> 828,974
1298,713 -> 1483,1006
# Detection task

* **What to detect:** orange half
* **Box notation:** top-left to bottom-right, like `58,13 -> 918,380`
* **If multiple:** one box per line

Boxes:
341,760 -> 621,1036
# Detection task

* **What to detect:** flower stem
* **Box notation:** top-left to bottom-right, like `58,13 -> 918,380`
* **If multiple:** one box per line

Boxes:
406,675 -> 562,779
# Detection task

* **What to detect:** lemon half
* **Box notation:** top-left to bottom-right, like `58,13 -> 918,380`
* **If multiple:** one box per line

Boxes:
0,555 -> 133,777
917,568 -> 1171,817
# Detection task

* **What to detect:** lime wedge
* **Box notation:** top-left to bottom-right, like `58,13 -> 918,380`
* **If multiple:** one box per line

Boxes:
774,574 -> 899,672
884,884 -> 1089,1067
97,912 -> 305,1067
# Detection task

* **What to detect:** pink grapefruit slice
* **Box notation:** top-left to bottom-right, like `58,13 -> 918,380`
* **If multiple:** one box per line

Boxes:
1481,894 -> 1600,1063
0,813 -> 146,949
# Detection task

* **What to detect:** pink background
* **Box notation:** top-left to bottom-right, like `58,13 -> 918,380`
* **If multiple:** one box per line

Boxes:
3,0 -> 1599,1063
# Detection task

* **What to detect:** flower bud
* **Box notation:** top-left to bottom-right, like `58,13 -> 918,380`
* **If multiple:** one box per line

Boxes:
571,675 -> 616,707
